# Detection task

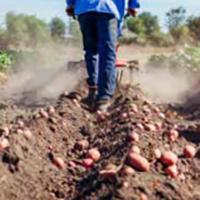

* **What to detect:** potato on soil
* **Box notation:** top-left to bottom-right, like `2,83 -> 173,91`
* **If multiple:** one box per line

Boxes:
166,165 -> 178,178
129,146 -> 140,154
184,145 -> 196,158
127,132 -> 140,143
167,130 -> 179,142
161,151 -> 178,166
145,124 -> 157,132
153,148 -> 162,159
47,105 -> 55,114
0,138 -> 10,149
128,153 -> 150,172
54,157 -> 65,169
82,158 -> 94,168
86,148 -> 101,162
24,129 -> 32,140
122,166 -> 135,175
39,108 -> 49,119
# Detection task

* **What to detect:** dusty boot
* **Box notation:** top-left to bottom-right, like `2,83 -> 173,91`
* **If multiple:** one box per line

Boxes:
81,87 -> 97,110
95,99 -> 110,113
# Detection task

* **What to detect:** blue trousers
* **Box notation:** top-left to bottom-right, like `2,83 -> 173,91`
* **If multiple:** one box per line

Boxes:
78,12 -> 118,101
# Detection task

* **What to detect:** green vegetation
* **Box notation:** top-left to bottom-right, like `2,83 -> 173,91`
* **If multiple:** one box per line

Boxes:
148,46 -> 200,74
123,6 -> 200,47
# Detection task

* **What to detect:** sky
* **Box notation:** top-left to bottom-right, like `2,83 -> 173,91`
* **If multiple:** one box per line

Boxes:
0,0 -> 199,28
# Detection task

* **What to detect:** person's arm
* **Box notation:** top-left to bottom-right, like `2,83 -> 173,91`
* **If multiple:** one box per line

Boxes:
128,0 -> 140,17
66,0 -> 75,18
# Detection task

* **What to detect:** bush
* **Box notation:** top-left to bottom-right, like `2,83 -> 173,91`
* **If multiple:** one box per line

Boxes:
147,32 -> 175,47
147,46 -> 200,74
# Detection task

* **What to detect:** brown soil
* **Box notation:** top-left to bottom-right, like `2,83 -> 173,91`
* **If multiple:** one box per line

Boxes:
0,81 -> 200,200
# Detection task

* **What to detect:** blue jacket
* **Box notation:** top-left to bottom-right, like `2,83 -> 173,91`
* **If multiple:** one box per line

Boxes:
66,0 -> 140,22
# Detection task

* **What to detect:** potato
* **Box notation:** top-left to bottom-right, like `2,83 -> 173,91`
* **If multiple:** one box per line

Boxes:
82,158 -> 94,168
184,145 -> 196,158
161,151 -> 178,166
39,108 -> 49,119
0,138 -> 10,149
47,105 -> 55,114
128,153 -> 150,172
154,148 -> 161,159
136,123 -> 144,131
86,148 -> 101,162
127,132 -> 140,143
123,166 -> 135,175
140,193 -> 148,200
167,130 -> 179,142
68,161 -> 76,168
145,124 -> 157,132
17,120 -> 24,128
166,165 -> 178,178
154,122 -> 162,130
53,157 -> 65,169
129,146 -> 140,154
24,129 -> 32,140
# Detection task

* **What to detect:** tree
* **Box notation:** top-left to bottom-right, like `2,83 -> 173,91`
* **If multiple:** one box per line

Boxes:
50,17 -> 66,38
187,16 -> 200,42
166,7 -> 186,30
126,18 -> 146,35
138,12 -> 160,35
5,12 -> 51,48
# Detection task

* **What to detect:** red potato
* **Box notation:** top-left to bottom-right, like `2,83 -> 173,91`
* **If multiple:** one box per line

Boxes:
154,148 -> 162,159
158,113 -> 165,119
39,108 -> 49,119
153,107 -> 160,114
143,107 -> 151,115
86,148 -> 101,162
128,153 -> 150,172
0,138 -> 10,149
166,165 -> 178,178
17,120 -> 24,128
130,146 -> 140,154
2,127 -> 10,136
53,157 -> 65,169
140,193 -> 148,200
122,113 -> 128,118
82,158 -> 94,168
16,129 -> 24,134
123,166 -> 135,175
154,122 -> 163,130
161,151 -> 178,166
136,123 -> 144,131
145,124 -> 157,132
74,140 -> 89,151
167,130 -> 179,142
127,132 -> 140,143
68,161 -> 76,168
184,145 -> 196,158
47,105 -> 55,114
23,129 -> 32,140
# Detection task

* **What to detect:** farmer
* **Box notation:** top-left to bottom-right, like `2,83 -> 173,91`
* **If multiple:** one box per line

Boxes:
66,0 -> 140,111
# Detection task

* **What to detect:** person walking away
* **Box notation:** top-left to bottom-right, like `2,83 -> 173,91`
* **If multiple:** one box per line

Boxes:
66,0 -> 140,112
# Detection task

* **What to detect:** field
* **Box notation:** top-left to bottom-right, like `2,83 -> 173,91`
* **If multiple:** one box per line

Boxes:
0,46 -> 200,200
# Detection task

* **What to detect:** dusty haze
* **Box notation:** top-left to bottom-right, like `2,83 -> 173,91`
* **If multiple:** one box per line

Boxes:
0,44 -> 84,106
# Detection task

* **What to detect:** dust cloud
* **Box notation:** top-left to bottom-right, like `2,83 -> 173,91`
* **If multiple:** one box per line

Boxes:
139,65 -> 195,104
0,44 -> 84,106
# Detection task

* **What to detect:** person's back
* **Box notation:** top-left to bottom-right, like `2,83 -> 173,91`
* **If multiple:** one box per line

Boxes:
66,0 -> 140,112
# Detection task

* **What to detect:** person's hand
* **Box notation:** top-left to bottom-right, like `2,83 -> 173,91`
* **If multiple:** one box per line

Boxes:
127,8 -> 138,17
66,6 -> 75,18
